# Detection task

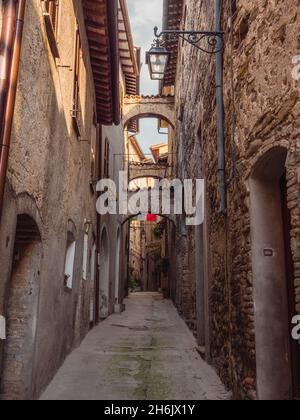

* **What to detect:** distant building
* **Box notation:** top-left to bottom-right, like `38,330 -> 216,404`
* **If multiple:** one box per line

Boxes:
150,143 -> 169,163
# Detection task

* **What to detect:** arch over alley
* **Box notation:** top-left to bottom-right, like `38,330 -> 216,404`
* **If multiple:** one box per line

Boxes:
123,95 -> 175,129
128,161 -> 171,184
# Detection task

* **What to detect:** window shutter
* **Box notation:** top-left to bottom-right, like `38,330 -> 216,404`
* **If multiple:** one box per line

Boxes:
45,0 -> 59,35
72,27 -> 82,136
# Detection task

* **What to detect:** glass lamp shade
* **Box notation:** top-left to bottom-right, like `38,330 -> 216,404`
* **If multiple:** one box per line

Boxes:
146,45 -> 169,80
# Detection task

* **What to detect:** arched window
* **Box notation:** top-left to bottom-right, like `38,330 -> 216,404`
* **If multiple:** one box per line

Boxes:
64,232 -> 76,289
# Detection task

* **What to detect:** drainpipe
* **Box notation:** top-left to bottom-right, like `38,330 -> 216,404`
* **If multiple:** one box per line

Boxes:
95,124 -> 103,325
0,0 -> 17,153
215,0 -> 226,214
107,0 -> 120,126
0,0 -> 26,219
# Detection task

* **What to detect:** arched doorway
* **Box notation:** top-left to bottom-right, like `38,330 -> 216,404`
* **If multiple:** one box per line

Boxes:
89,240 -> 97,325
114,228 -> 121,309
99,227 -> 110,319
249,147 -> 300,400
0,214 -> 42,400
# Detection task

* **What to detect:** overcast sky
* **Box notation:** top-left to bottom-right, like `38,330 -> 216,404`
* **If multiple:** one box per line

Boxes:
127,0 -> 168,155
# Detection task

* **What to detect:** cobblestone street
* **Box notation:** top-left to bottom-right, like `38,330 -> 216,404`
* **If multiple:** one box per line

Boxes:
41,293 -> 229,400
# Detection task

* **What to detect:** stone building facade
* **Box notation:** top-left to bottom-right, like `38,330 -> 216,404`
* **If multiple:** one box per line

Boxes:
0,0 -> 136,400
98,0 -> 140,319
163,0 -> 300,400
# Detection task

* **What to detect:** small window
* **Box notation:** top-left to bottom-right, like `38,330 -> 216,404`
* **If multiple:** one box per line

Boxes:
45,0 -> 59,35
239,17 -> 249,43
103,138 -> 110,178
64,233 -> 76,289
72,27 -> 82,137
234,13 -> 250,49
43,0 -> 60,58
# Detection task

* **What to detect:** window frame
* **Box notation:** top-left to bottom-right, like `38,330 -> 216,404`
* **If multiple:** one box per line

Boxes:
45,0 -> 59,36
43,0 -> 60,58
72,26 -> 82,137
64,234 -> 76,290
103,138 -> 110,179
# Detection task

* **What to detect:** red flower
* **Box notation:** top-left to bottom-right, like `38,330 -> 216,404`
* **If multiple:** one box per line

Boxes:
146,214 -> 157,222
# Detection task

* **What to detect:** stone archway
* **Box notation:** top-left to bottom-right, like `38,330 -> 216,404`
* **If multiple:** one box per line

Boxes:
0,214 -> 42,400
123,95 -> 175,129
249,146 -> 300,400
99,227 -> 110,319
128,161 -> 170,184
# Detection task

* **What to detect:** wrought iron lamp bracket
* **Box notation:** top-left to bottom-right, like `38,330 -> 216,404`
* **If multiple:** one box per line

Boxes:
153,26 -> 224,54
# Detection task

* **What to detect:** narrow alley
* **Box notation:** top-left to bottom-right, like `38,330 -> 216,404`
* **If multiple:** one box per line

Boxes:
41,293 -> 229,401
0,0 -> 300,402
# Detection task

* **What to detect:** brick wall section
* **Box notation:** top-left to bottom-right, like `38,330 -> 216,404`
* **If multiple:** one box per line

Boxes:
174,0 -> 300,399
1,241 -> 42,400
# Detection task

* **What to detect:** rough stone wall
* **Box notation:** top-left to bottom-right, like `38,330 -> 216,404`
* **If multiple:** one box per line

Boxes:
174,221 -> 197,331
223,0 -> 300,398
174,0 -> 300,399
173,1 -> 216,348
0,0 -> 99,399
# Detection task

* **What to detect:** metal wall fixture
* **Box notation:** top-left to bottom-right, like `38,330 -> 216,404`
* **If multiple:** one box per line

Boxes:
146,0 -> 227,215
146,26 -> 224,80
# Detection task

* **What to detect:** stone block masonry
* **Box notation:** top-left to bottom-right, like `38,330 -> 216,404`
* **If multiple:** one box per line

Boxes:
172,0 -> 300,399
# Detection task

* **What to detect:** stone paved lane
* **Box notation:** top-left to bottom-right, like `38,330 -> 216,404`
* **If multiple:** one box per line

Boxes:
41,293 -> 230,400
